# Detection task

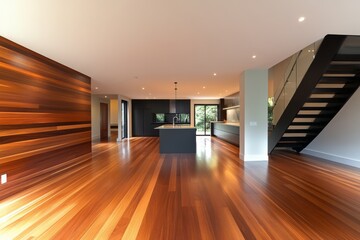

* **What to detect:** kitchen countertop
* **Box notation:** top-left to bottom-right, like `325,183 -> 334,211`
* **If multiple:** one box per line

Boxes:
155,124 -> 196,129
211,121 -> 240,127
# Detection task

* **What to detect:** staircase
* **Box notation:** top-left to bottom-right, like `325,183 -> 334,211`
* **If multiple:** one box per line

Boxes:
269,35 -> 360,153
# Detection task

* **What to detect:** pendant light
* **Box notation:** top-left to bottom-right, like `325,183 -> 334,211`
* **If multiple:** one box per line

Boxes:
174,81 -> 177,113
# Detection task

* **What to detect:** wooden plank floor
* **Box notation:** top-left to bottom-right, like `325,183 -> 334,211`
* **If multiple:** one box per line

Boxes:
1,136 -> 360,239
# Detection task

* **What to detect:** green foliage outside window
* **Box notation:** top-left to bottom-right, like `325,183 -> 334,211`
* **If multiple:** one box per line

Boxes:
195,105 -> 218,135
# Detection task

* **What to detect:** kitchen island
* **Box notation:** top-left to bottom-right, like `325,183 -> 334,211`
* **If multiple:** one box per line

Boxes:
155,124 -> 196,153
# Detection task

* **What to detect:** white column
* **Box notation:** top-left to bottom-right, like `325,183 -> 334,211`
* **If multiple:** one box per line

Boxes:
117,95 -> 122,142
239,69 -> 268,161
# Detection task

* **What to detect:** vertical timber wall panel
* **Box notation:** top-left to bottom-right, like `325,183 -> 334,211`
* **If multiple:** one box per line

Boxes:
0,36 -> 91,199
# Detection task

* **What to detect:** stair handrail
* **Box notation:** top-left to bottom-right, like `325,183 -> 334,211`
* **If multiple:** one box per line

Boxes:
271,40 -> 322,126
273,50 -> 302,109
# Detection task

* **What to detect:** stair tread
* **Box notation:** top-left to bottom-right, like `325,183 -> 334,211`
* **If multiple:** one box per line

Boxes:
333,54 -> 360,61
275,143 -> 306,148
306,98 -> 347,103
296,113 -> 334,118
331,60 -> 360,65
328,63 -> 360,69
326,65 -> 360,74
301,106 -> 341,111
290,122 -> 328,126
319,77 -> 356,84
280,137 -> 314,141
285,129 -> 321,133
312,88 -> 355,94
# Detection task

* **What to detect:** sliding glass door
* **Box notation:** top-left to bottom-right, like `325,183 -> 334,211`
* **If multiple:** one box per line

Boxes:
194,104 -> 218,135
121,100 -> 128,139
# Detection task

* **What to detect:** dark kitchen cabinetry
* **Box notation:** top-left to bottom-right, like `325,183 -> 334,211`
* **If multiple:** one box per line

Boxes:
211,122 -> 239,146
132,99 -> 190,137
132,101 -> 145,136
176,100 -> 190,113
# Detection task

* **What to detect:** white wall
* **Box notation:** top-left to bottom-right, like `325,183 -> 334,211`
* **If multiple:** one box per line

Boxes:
303,88 -> 360,168
190,99 -> 220,126
110,99 -> 118,126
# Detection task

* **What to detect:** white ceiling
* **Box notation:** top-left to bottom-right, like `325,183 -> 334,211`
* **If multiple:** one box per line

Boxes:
1,0 -> 360,99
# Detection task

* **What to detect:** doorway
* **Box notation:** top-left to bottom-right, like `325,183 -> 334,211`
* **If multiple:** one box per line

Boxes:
194,104 -> 218,135
121,100 -> 128,139
100,102 -> 109,140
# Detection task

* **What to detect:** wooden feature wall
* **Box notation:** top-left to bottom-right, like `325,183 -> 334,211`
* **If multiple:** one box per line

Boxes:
0,36 -> 91,199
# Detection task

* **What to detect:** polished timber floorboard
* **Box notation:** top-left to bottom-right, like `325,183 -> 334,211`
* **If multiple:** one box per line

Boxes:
1,137 -> 360,239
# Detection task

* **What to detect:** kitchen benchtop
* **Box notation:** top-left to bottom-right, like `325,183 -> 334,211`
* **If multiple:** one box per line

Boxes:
211,121 -> 239,127
155,124 -> 196,129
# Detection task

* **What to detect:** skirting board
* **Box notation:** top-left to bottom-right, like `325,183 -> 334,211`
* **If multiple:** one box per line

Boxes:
302,149 -> 360,168
240,153 -> 269,162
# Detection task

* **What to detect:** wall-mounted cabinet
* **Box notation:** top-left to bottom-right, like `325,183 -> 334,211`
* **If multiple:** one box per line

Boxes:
224,92 -> 239,109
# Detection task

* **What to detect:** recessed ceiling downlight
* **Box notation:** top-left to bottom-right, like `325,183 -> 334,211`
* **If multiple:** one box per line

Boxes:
213,73 -> 217,76
298,16 -> 305,22
252,55 -> 256,59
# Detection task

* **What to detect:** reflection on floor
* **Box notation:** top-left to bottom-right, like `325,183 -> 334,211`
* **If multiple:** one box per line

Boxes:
1,136 -> 359,239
